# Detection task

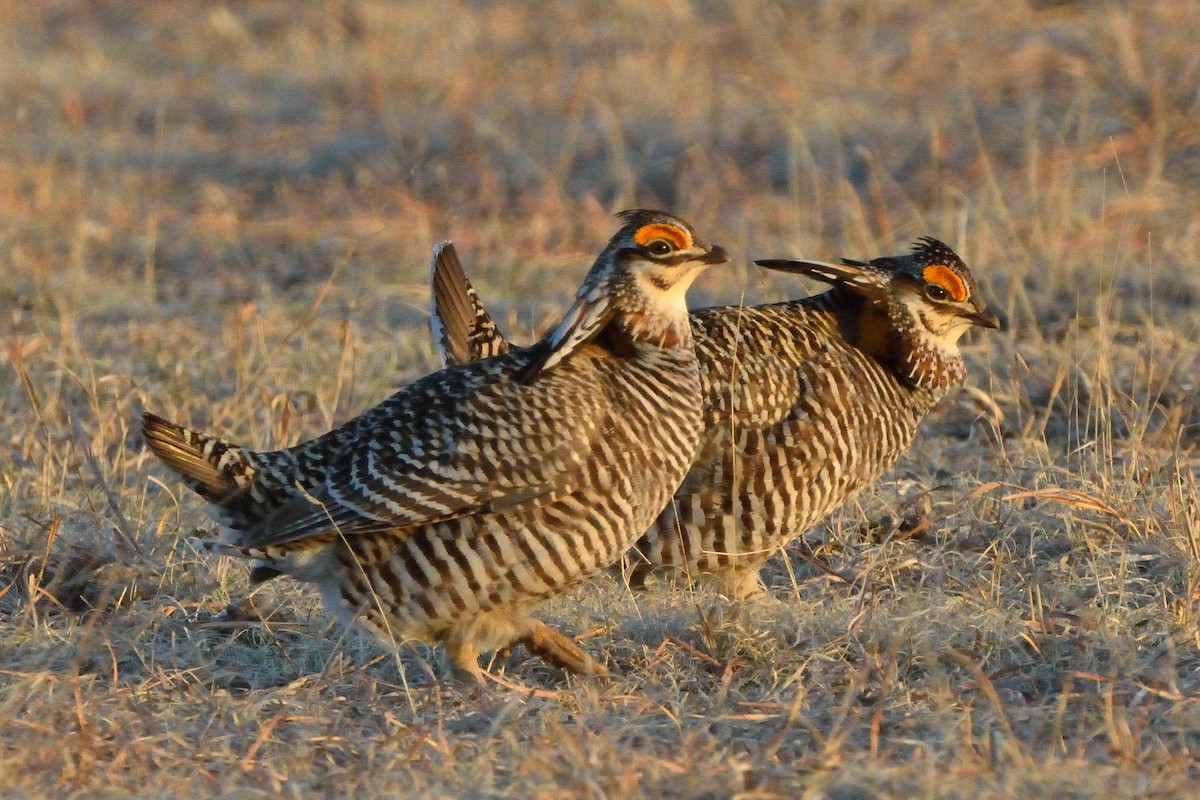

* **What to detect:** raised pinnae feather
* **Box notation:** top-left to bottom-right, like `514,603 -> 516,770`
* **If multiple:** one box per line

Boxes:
512,286 -> 612,384
754,257 -> 889,297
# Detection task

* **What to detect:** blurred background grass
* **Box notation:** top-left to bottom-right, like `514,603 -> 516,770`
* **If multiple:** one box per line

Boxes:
1,2 -> 1199,797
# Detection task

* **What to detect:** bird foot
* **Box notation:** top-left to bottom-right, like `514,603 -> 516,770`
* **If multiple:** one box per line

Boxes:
519,621 -> 608,678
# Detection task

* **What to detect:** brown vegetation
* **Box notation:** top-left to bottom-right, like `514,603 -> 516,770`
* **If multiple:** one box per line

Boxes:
1,1 -> 1198,797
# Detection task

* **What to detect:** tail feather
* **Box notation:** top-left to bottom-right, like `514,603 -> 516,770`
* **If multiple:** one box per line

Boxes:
429,241 -> 511,367
199,540 -> 269,561
141,411 -> 257,512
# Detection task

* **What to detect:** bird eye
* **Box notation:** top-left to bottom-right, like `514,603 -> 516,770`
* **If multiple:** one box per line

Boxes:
645,239 -> 674,256
925,283 -> 949,301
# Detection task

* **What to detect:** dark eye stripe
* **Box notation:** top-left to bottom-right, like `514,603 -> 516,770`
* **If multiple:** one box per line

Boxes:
642,249 -> 704,266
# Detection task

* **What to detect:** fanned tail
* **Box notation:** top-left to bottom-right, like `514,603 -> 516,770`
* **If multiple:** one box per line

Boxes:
141,412 -> 262,526
429,241 -> 512,367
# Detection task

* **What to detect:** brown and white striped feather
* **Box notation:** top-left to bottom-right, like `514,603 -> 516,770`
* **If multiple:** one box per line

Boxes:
146,315 -> 704,646
428,262 -> 969,597
429,241 -> 512,368
318,346 -> 704,643
629,299 -> 953,590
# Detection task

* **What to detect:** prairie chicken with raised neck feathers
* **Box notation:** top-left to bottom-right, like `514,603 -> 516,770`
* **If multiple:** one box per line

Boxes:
429,237 -> 1000,599
142,209 -> 727,684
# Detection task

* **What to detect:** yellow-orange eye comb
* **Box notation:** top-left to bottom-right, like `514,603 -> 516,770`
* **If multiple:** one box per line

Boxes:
921,264 -> 967,302
633,223 -> 691,251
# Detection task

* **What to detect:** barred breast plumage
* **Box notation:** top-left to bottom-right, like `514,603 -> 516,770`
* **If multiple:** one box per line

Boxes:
429,237 -> 1000,599
142,209 -> 727,683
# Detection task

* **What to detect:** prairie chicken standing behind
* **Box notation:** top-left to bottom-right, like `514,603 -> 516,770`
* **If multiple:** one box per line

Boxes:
142,209 -> 727,683
429,237 -> 1000,598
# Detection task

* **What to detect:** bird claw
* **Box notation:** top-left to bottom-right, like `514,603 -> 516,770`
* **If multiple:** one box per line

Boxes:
519,621 -> 609,679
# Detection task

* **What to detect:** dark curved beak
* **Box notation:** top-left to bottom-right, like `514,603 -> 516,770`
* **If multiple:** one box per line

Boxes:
965,308 -> 1004,330
701,244 -> 729,265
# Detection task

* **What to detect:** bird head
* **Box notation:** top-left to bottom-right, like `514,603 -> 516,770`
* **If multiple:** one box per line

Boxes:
519,209 -> 726,382
886,237 -> 1002,346
604,209 -> 729,308
756,236 -> 1000,351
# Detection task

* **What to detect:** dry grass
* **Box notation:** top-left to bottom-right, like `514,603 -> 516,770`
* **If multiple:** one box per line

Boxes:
2,1 -> 1199,797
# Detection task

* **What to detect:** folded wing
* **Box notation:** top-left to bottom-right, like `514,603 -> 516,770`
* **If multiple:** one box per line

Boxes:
248,354 -> 609,548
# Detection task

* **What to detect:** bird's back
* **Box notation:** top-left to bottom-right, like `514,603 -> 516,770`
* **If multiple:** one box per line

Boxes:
425,237 -> 994,600
326,341 -> 705,639
144,209 -> 729,681
629,294 -> 954,593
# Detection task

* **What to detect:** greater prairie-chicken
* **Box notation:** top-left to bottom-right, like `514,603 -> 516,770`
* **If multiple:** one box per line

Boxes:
429,237 -> 1000,599
142,209 -> 727,683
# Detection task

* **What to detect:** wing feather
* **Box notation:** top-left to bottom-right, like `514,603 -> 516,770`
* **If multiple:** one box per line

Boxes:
690,306 -> 828,432
242,352 -> 608,548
